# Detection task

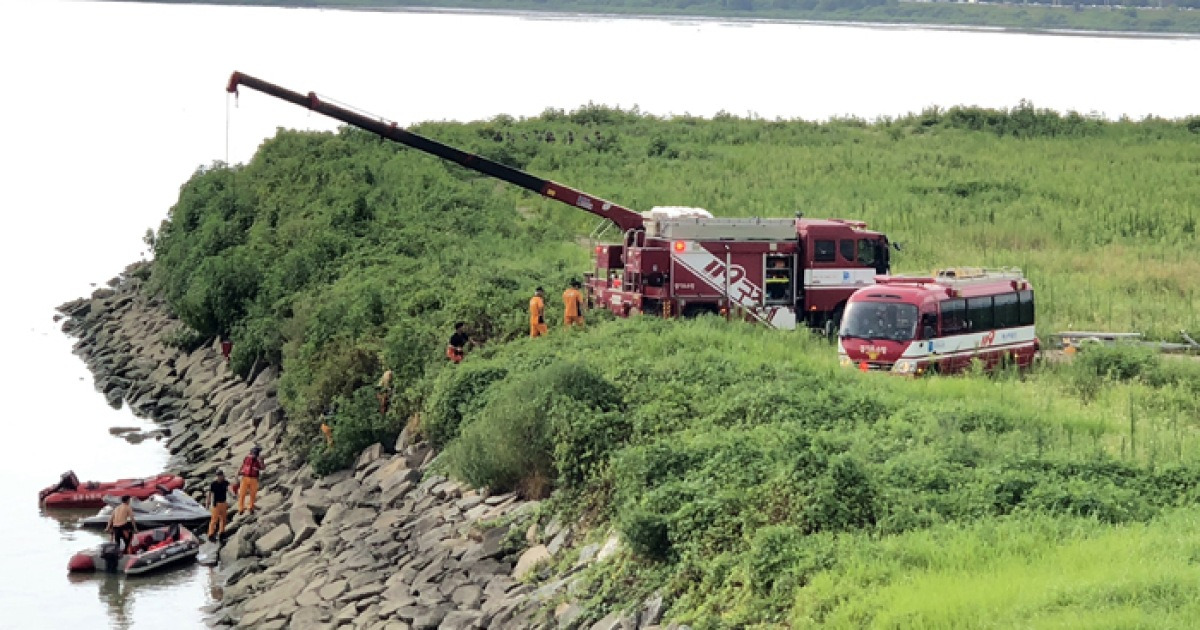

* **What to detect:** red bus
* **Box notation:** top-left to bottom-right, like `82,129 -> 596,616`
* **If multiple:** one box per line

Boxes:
837,268 -> 1038,375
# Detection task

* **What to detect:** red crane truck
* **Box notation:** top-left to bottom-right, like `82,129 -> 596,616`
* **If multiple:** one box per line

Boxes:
226,72 -> 894,330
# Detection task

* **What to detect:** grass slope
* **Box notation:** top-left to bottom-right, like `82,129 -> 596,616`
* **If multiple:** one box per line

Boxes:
149,106 -> 1200,626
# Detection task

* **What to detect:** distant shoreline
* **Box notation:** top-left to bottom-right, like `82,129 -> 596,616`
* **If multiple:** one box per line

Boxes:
102,0 -> 1200,37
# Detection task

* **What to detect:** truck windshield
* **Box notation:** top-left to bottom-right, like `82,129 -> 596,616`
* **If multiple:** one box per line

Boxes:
839,301 -> 918,341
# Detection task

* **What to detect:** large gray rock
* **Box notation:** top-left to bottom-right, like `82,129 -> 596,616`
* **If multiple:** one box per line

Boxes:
440,610 -> 483,630
222,557 -> 262,585
411,604 -> 452,630
355,443 -> 384,471
589,610 -> 632,630
290,606 -> 330,627
289,506 -> 319,547
460,526 -> 508,564
219,527 -> 256,566
319,579 -> 348,601
241,576 -> 307,613
556,602 -> 585,629
393,426 -> 414,452
339,582 -> 385,604
450,583 -> 483,609
596,533 -> 621,562
255,524 -> 294,555
641,593 -> 665,626
512,545 -> 551,581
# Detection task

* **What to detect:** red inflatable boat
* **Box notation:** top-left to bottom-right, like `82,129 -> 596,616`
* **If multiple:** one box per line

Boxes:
68,524 -> 200,575
39,471 -> 185,509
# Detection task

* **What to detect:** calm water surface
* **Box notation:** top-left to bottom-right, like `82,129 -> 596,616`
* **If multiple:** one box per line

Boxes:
1,1 -> 1196,627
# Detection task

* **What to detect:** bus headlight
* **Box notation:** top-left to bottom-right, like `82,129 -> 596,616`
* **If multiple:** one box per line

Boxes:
839,356 -> 853,368
892,360 -> 917,374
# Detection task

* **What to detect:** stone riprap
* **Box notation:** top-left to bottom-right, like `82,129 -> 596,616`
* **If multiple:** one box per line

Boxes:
58,265 -> 676,630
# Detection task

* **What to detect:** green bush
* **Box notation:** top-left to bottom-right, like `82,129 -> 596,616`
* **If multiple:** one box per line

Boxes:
162,326 -> 208,352
1073,343 -> 1161,382
422,363 -> 509,449
310,385 -> 401,475
746,527 -> 838,596
800,455 -> 879,533
622,508 -> 672,561
439,361 -> 624,496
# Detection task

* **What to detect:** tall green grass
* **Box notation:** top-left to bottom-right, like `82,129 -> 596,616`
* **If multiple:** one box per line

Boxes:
795,509 -> 1200,629
423,318 -> 1200,626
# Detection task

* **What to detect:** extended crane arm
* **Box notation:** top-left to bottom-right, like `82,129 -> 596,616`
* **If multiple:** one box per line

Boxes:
226,72 -> 644,233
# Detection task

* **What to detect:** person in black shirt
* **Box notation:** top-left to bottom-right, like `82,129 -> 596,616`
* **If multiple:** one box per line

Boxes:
206,470 -> 231,541
447,322 -> 471,364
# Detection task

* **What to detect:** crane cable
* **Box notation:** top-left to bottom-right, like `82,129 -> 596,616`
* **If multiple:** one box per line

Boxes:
226,91 -> 238,217
226,91 -> 232,167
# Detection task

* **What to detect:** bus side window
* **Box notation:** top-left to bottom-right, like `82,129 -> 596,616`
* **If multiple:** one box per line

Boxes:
921,313 -> 938,339
1018,290 -> 1035,326
839,239 -> 856,262
941,299 -> 967,335
967,297 -> 993,332
856,238 -> 875,266
993,292 -> 1019,328
814,240 -> 836,262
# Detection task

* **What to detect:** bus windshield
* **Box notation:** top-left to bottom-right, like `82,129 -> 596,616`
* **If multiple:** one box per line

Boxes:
839,301 -> 919,341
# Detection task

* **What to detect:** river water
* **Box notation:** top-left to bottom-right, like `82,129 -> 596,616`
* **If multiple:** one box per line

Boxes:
0,1 -> 1195,627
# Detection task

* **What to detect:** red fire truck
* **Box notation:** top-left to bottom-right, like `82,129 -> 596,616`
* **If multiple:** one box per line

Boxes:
837,268 -> 1038,375
226,72 -> 894,329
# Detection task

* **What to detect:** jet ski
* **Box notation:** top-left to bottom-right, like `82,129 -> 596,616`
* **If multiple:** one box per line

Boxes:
68,523 -> 199,575
79,488 -> 210,529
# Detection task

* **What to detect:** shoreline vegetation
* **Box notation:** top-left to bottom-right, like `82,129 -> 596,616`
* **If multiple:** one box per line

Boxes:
83,106 -> 1200,626
111,0 -> 1200,36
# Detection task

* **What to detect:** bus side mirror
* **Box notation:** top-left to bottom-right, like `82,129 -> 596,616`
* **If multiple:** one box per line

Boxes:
923,326 -> 936,340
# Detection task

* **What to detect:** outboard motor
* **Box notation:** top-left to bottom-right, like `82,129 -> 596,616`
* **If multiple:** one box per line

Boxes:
99,542 -> 122,573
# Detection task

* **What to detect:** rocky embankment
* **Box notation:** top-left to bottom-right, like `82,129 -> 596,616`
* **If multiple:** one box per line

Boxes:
58,266 -> 670,630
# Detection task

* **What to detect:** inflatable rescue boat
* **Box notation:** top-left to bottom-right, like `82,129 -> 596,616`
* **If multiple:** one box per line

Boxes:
68,524 -> 200,575
39,471 -> 185,508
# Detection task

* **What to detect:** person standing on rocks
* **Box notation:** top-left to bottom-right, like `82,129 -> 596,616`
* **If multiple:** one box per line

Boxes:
105,495 -> 136,554
237,446 -> 265,514
206,470 -> 230,541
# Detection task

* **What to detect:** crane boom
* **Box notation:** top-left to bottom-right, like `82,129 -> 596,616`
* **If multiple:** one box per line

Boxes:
226,71 -> 645,232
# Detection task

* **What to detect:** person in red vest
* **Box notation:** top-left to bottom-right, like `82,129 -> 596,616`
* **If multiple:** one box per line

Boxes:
237,446 -> 265,513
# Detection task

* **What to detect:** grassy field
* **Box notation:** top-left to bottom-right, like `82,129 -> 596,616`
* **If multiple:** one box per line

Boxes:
149,105 -> 1200,627
423,317 -> 1200,627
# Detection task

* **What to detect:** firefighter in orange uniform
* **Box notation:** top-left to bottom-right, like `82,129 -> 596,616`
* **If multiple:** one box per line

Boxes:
562,280 -> 586,328
529,287 -> 548,338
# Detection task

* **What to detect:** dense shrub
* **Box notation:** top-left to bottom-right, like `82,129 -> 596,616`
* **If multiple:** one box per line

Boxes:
439,361 -> 625,496
422,364 -> 509,449
1073,344 -> 1161,382
309,385 -> 401,475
